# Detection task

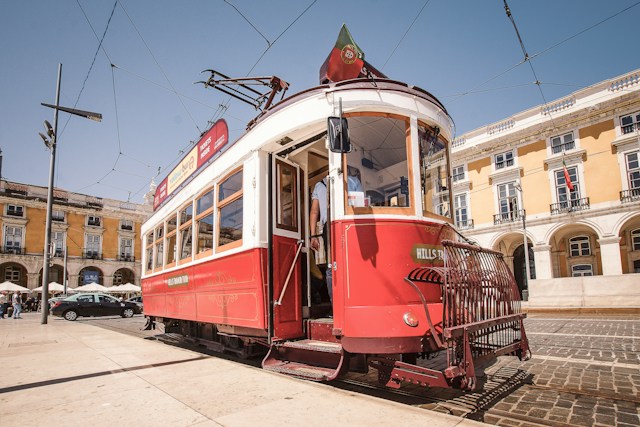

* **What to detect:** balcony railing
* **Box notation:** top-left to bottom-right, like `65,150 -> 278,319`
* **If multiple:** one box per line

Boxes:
551,140 -> 575,154
1,246 -> 25,255
118,254 -> 135,262
82,250 -> 103,260
455,219 -> 474,230
621,188 -> 640,203
621,122 -> 639,135
493,210 -> 525,225
120,224 -> 133,231
550,197 -> 590,215
6,209 -> 24,217
87,220 -> 101,227
495,158 -> 514,170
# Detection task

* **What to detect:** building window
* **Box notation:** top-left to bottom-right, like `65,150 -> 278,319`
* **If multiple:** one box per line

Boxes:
179,203 -> 193,261
87,215 -> 101,227
6,205 -> 24,217
569,236 -> 591,257
218,169 -> 243,249
276,161 -> 298,231
196,189 -> 215,256
436,193 -> 450,217
120,220 -> 133,231
555,166 -> 580,205
4,266 -> 21,282
120,238 -> 133,261
626,152 -> 640,191
454,193 -> 468,226
52,210 -> 65,222
572,264 -> 593,277
495,151 -> 514,170
620,111 -> 640,135
113,271 -> 123,286
52,232 -> 65,257
551,132 -> 575,154
85,234 -> 101,258
452,165 -> 465,182
631,229 -> 640,251
4,226 -> 23,253
497,182 -> 519,220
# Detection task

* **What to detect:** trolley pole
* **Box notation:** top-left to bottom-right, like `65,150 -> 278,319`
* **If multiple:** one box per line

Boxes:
39,64 -> 102,324
514,182 -> 530,300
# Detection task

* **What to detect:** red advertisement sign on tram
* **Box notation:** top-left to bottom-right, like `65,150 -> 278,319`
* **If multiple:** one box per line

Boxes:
153,119 -> 229,210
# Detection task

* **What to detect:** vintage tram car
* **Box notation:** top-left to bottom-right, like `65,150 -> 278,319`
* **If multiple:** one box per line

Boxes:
142,73 -> 530,391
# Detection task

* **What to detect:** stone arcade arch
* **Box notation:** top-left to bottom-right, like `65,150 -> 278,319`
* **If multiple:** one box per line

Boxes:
0,262 -> 28,287
38,264 -> 66,287
548,223 -> 602,278
112,268 -> 135,286
617,212 -> 640,274
77,266 -> 104,286
491,232 -> 535,297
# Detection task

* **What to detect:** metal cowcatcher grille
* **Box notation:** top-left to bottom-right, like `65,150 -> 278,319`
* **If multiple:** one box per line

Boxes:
441,240 -> 530,389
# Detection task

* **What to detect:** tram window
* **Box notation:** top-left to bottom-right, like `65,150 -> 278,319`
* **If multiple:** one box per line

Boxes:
154,241 -> 164,269
219,170 -> 242,201
344,115 -> 411,211
166,232 -> 177,265
218,168 -> 243,250
179,225 -> 193,260
180,204 -> 193,224
197,214 -> 214,254
197,189 -> 214,215
276,160 -> 298,231
418,123 -> 451,219
145,231 -> 154,273
167,215 -> 177,234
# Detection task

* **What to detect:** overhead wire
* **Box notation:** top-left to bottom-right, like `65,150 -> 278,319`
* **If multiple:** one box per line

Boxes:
381,0 -> 431,70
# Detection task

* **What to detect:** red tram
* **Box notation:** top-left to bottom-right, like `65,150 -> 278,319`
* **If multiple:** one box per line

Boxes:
142,69 -> 530,391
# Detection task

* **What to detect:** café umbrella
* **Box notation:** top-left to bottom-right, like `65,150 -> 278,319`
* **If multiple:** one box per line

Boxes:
115,283 -> 141,293
32,282 -> 71,293
73,282 -> 109,293
0,281 -> 30,292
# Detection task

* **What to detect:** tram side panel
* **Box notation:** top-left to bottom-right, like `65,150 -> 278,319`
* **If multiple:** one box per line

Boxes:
332,218 -> 452,354
142,248 -> 268,331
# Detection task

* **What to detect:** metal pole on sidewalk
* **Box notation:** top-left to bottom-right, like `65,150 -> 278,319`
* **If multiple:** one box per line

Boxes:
40,64 -> 62,324
514,182 -> 530,300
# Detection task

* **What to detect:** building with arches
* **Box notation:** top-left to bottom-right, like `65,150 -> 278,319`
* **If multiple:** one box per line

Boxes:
0,179 -> 151,291
450,69 -> 640,306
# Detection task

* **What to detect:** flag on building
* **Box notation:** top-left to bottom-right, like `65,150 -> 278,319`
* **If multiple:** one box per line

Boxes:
563,160 -> 574,191
322,24 -> 365,83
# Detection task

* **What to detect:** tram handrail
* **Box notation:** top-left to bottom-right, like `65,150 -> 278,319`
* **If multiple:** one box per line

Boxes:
403,277 -> 444,349
275,239 -> 304,306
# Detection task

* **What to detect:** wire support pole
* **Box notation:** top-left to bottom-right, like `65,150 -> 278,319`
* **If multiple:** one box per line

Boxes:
41,64 -> 62,324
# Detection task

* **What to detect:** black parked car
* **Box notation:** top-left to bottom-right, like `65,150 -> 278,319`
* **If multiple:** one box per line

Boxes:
50,293 -> 141,321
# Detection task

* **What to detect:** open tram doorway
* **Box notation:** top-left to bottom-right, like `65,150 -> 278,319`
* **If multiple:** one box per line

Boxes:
513,244 -> 535,299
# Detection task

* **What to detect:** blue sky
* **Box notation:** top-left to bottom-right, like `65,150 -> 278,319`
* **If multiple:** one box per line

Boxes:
1,0 -> 638,203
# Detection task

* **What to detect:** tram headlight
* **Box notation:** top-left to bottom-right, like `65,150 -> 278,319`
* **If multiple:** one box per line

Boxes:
403,312 -> 419,327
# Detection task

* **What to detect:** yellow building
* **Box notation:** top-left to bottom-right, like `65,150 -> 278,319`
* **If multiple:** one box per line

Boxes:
451,69 -> 640,303
0,180 -> 151,290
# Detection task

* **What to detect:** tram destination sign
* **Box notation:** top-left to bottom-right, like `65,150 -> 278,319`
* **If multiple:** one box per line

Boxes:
154,119 -> 229,210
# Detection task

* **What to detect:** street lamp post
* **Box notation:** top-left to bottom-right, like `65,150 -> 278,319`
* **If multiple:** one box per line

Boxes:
514,182 -> 530,301
39,63 -> 101,324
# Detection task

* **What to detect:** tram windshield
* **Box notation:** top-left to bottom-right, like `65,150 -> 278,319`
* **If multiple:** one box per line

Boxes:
345,115 -> 411,209
343,115 -> 452,218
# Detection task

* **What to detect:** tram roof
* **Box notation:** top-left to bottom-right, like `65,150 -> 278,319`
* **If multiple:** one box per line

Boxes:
249,78 -> 449,130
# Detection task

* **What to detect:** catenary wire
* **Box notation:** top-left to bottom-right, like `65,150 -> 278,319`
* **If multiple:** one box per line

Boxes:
381,0 -> 431,70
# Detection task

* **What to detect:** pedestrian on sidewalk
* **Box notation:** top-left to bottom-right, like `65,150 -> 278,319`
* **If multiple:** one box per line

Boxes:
0,292 -> 6,318
12,290 -> 22,319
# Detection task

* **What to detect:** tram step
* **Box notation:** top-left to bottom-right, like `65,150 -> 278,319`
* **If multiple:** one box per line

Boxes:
263,360 -> 337,381
262,339 -> 345,382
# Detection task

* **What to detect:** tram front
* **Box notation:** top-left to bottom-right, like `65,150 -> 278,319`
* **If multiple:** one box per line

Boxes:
325,84 -> 529,390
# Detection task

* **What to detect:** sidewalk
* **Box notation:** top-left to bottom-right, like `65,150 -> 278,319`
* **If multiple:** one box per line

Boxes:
0,313 -> 487,427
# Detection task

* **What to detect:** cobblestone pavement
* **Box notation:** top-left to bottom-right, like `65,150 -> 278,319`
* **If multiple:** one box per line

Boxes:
464,313 -> 640,427
85,313 -> 640,427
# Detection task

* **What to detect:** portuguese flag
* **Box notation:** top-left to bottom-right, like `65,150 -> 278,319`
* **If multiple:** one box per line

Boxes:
563,160 -> 574,191
323,24 -> 365,83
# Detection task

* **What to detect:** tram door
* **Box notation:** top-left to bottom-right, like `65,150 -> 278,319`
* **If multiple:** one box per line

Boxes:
271,157 -> 304,340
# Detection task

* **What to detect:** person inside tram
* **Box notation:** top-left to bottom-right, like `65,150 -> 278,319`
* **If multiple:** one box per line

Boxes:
310,168 -> 364,309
